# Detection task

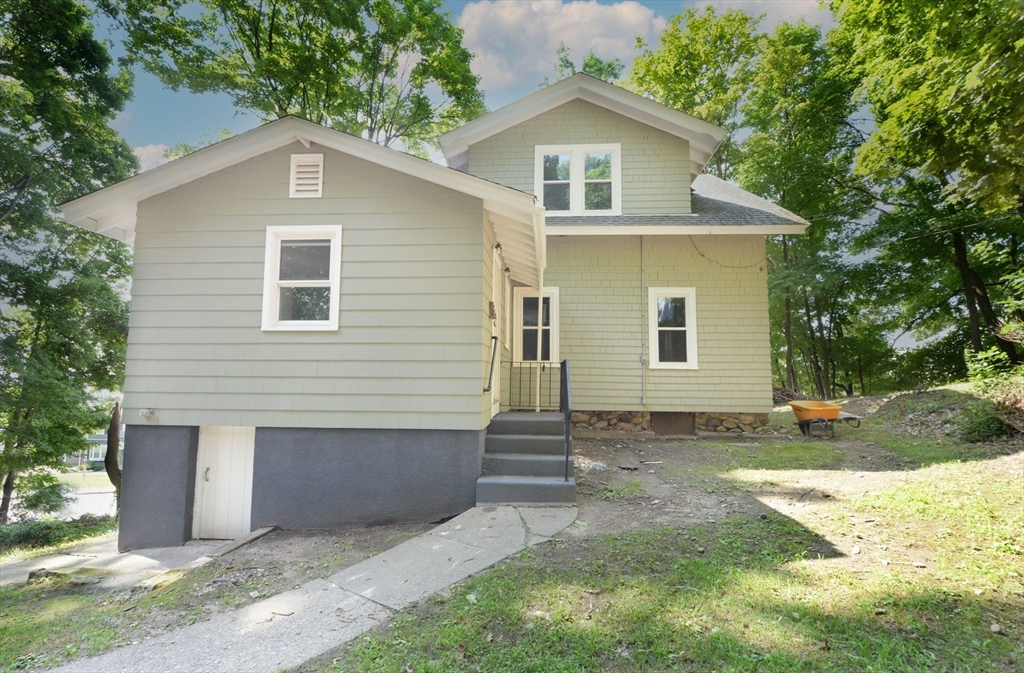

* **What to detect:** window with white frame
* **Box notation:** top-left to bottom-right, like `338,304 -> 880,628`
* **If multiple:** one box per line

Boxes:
648,287 -> 698,369
262,225 -> 342,331
534,144 -> 621,216
88,445 -> 105,461
513,287 -> 559,362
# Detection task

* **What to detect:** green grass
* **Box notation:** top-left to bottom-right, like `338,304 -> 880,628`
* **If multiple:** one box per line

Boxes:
0,518 -> 118,563
597,479 -> 647,500
57,471 -> 113,490
309,517 -> 1020,672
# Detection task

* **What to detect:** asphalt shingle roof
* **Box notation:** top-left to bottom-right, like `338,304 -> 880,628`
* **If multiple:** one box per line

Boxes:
549,174 -> 808,227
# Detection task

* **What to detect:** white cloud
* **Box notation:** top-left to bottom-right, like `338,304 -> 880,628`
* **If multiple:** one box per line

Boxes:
459,1 -> 666,104
133,144 -> 171,172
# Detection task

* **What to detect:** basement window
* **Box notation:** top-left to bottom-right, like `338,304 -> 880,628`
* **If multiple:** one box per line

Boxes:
648,287 -> 698,369
534,144 -> 621,216
289,154 -> 324,198
262,225 -> 342,331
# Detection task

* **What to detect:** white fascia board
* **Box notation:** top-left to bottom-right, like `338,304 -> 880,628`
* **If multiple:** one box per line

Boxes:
546,224 -> 810,236
61,116 -> 537,240
439,74 -> 728,174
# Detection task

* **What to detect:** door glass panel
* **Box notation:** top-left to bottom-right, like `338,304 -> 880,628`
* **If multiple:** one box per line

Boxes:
279,286 -> 331,321
280,240 -> 331,280
523,296 -> 538,326
522,328 -> 538,360
543,183 -> 570,211
657,297 -> 687,327
543,154 -> 571,180
541,297 -> 550,327
541,330 -> 550,361
585,182 -> 612,210
658,330 -> 688,362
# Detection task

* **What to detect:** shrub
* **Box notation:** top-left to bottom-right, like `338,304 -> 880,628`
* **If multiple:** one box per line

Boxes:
11,472 -> 75,520
0,519 -> 71,551
955,399 -> 1008,442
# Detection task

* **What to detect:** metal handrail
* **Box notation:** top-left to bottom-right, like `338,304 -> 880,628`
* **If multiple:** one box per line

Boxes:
483,336 -> 499,393
560,359 -> 572,482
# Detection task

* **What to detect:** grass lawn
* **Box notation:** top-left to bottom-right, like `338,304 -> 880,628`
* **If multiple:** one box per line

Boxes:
57,471 -> 113,490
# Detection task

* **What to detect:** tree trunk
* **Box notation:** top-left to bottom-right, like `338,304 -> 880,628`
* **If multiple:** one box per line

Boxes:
105,402 -> 122,512
782,236 -> 798,391
0,469 -> 16,525
802,293 -> 826,398
813,296 -> 833,398
857,355 -> 867,396
952,231 -> 1021,363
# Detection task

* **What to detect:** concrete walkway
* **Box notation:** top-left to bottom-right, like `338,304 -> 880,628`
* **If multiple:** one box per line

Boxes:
50,505 -> 577,673
0,536 -> 220,589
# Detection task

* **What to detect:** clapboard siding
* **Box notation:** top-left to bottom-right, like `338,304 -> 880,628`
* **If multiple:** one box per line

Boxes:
126,142 -> 491,430
545,235 -> 772,413
468,100 -> 691,214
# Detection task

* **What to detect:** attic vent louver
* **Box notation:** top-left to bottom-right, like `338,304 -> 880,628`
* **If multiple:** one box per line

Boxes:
289,153 -> 324,198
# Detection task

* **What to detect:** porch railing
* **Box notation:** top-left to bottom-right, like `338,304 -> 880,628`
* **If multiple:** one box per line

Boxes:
504,360 -> 560,410
560,359 -> 572,482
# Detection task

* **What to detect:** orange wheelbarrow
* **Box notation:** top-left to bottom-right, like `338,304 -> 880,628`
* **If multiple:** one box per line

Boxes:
788,401 -> 863,438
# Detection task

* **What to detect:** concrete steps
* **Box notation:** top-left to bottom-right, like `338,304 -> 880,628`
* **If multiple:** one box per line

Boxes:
476,412 -> 575,506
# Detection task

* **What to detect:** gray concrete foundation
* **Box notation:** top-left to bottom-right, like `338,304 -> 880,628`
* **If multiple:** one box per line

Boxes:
118,425 -> 199,551
251,427 -> 486,529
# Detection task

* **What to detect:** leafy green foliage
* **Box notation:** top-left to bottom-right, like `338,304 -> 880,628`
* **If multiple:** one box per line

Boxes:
11,473 -> 75,520
541,41 -> 624,85
833,0 -> 1024,213
629,7 -> 761,178
0,519 -> 72,550
954,400 -> 1008,443
101,0 -> 485,151
0,0 -> 138,234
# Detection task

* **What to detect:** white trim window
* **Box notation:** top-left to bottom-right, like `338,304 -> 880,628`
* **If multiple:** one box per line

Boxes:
513,287 -> 559,362
289,154 -> 324,198
648,287 -> 698,369
534,144 -> 621,216
262,225 -> 342,331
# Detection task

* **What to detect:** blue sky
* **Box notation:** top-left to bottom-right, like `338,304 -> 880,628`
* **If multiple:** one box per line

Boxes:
107,1 -> 833,170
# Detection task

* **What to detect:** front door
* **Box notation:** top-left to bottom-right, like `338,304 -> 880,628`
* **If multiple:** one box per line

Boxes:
193,426 -> 255,539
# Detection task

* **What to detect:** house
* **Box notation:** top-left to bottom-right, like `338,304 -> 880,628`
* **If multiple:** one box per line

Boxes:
60,74 -> 807,551
63,426 -> 124,469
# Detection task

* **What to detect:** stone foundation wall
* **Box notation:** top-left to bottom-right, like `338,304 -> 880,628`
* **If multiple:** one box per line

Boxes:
570,411 -> 771,434
696,412 -> 771,434
570,411 -> 650,432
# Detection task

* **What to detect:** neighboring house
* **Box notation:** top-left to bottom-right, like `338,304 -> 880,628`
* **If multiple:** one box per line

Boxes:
64,426 -> 125,468
60,74 -> 807,551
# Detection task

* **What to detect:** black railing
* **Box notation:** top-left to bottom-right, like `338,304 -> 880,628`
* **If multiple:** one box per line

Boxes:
504,360 -> 560,410
483,336 -> 499,393
560,359 -> 572,482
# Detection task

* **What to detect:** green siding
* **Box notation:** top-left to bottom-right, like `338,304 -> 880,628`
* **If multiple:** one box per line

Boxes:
468,100 -> 691,214
545,235 -> 772,413
127,143 -> 492,431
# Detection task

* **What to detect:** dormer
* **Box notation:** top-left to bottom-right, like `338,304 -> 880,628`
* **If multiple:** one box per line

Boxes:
438,74 -> 728,217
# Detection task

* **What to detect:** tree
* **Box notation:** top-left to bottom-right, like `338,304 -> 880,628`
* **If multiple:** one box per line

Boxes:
735,21 -> 873,397
629,7 -> 761,179
104,402 -> 122,511
541,41 -> 624,85
0,0 -> 138,232
833,0 -> 1024,214
101,0 -> 485,151
0,0 -> 135,523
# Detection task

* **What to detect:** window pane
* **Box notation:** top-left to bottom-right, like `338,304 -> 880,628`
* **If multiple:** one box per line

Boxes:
585,182 -> 612,210
543,154 -> 571,181
522,328 -> 538,360
585,153 -> 611,180
541,297 -> 550,327
658,329 -> 688,362
523,296 -> 538,326
280,240 -> 331,281
541,329 -> 550,361
279,286 -> 330,321
657,297 -> 687,327
543,183 -> 570,211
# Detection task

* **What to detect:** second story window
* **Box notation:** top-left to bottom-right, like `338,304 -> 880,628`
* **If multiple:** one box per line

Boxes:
535,144 -> 621,216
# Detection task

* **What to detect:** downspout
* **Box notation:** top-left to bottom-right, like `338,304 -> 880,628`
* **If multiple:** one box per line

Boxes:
640,235 -> 646,406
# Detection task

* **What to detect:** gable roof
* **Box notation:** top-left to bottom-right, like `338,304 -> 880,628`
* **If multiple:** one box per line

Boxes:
60,116 -> 546,287
545,174 -> 809,235
438,73 -> 728,182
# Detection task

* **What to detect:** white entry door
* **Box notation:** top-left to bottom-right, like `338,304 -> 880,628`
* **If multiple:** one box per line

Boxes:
193,426 -> 255,540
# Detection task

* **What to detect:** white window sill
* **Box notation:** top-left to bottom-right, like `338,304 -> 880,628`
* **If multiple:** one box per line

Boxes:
545,210 -> 623,217
649,362 -> 699,370
262,323 -> 338,332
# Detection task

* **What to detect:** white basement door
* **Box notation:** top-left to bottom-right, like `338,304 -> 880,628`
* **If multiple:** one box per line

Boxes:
193,426 -> 255,540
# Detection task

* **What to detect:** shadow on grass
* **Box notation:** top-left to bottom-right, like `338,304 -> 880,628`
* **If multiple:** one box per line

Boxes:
308,516 -> 1020,673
